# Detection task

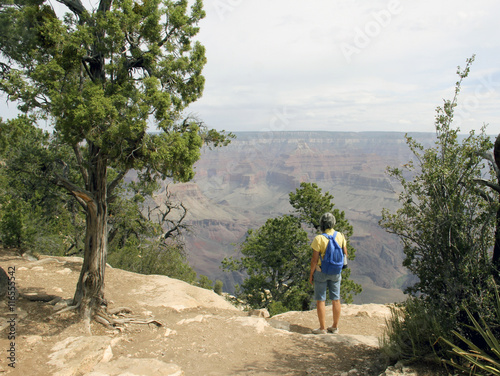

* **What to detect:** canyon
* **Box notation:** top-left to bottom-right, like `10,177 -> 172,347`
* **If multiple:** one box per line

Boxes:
162,131 -> 438,304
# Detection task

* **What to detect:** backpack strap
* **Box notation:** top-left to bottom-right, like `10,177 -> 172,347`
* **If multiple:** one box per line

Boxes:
319,233 -> 327,262
321,232 -> 338,242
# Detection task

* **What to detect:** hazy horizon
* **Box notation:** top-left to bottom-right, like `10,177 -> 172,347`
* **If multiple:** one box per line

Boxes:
1,0 -> 499,136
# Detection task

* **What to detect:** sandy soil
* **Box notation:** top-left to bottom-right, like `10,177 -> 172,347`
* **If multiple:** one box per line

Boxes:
0,249 -> 441,376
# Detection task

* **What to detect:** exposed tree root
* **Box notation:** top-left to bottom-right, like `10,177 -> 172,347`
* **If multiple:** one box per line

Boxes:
53,300 -> 81,315
48,296 -> 63,305
50,298 -> 162,332
95,310 -> 163,330
94,313 -> 115,330
108,307 -> 134,316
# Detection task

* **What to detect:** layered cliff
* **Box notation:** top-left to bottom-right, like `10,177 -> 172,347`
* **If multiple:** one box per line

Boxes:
166,131 -> 437,303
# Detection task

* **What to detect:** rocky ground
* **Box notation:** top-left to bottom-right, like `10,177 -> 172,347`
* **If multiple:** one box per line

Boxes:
0,249 -> 448,375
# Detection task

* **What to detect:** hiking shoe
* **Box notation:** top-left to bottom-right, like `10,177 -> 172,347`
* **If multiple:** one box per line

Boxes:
327,327 -> 339,334
312,328 -> 327,335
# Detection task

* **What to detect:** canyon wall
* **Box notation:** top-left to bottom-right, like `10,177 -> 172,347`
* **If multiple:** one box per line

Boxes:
164,131 -> 437,303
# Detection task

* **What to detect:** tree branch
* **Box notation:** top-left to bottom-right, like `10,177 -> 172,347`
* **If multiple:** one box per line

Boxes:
53,173 -> 93,212
162,202 -> 188,240
81,59 -> 94,82
124,56 -> 152,77
56,0 -> 86,17
479,150 -> 500,179
108,169 -> 128,196
158,26 -> 179,48
473,178 -> 500,194
98,0 -> 113,13
461,181 -> 495,203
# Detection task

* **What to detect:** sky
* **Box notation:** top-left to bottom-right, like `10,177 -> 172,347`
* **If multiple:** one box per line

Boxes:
186,0 -> 500,134
2,0 -> 500,135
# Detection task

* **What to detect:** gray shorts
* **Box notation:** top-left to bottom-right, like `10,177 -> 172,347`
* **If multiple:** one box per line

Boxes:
314,270 -> 341,301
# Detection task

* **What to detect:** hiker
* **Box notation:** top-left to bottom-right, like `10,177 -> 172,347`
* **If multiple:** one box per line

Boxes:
309,212 -> 348,335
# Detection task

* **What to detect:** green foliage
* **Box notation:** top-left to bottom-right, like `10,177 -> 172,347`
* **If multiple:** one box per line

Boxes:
0,117 -> 200,285
0,198 -> 26,248
290,182 -> 354,240
107,238 -> 197,282
0,0 -> 225,177
381,298 -> 447,362
196,275 -> 213,290
290,182 -> 338,231
214,280 -> 223,295
380,56 -> 498,363
440,282 -> 500,375
268,301 -> 288,316
0,117 -> 85,253
222,215 -> 312,311
290,182 -> 361,303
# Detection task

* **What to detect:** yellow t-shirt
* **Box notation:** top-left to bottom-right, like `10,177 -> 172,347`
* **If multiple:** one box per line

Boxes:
310,229 -> 346,267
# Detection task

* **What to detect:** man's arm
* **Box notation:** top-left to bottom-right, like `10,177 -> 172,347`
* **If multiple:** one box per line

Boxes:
309,250 -> 320,284
342,235 -> 348,257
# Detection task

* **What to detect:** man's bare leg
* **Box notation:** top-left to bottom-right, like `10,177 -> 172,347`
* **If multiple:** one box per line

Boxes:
316,300 -> 326,329
332,299 -> 341,329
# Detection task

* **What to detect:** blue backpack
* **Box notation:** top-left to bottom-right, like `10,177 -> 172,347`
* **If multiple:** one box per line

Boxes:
320,232 -> 344,275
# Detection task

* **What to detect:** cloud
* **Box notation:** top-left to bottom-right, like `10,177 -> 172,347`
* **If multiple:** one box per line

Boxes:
188,0 -> 500,134
2,0 -> 500,136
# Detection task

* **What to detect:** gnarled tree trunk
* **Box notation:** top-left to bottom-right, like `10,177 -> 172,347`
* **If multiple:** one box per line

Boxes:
72,144 -> 108,324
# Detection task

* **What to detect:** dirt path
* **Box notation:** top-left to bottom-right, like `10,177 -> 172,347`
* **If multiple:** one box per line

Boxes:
0,250 -> 432,375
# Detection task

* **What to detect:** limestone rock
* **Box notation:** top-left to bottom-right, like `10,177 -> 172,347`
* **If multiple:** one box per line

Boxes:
319,333 -> 380,348
268,319 -> 291,332
48,336 -> 113,376
248,308 -> 270,318
88,357 -> 183,376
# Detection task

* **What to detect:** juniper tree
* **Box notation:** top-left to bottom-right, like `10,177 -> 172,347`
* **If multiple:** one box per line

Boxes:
0,0 -> 231,326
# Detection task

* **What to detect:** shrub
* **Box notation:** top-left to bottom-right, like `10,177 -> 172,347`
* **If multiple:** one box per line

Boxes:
380,57 -> 498,364
268,301 -> 288,316
0,199 -> 26,248
197,275 -> 213,290
214,280 -> 223,295
107,239 -> 197,284
381,297 -> 447,362
440,282 -> 500,375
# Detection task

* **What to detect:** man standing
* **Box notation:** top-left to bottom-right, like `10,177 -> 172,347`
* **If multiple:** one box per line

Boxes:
309,213 -> 348,334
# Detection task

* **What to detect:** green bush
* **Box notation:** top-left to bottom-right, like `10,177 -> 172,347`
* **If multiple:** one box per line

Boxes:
0,198 -> 26,248
214,280 -> 223,295
196,275 -> 213,290
222,215 -> 311,311
380,57 -> 498,365
107,239 -> 197,284
268,301 -> 288,316
440,283 -> 500,375
381,297 -> 447,362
